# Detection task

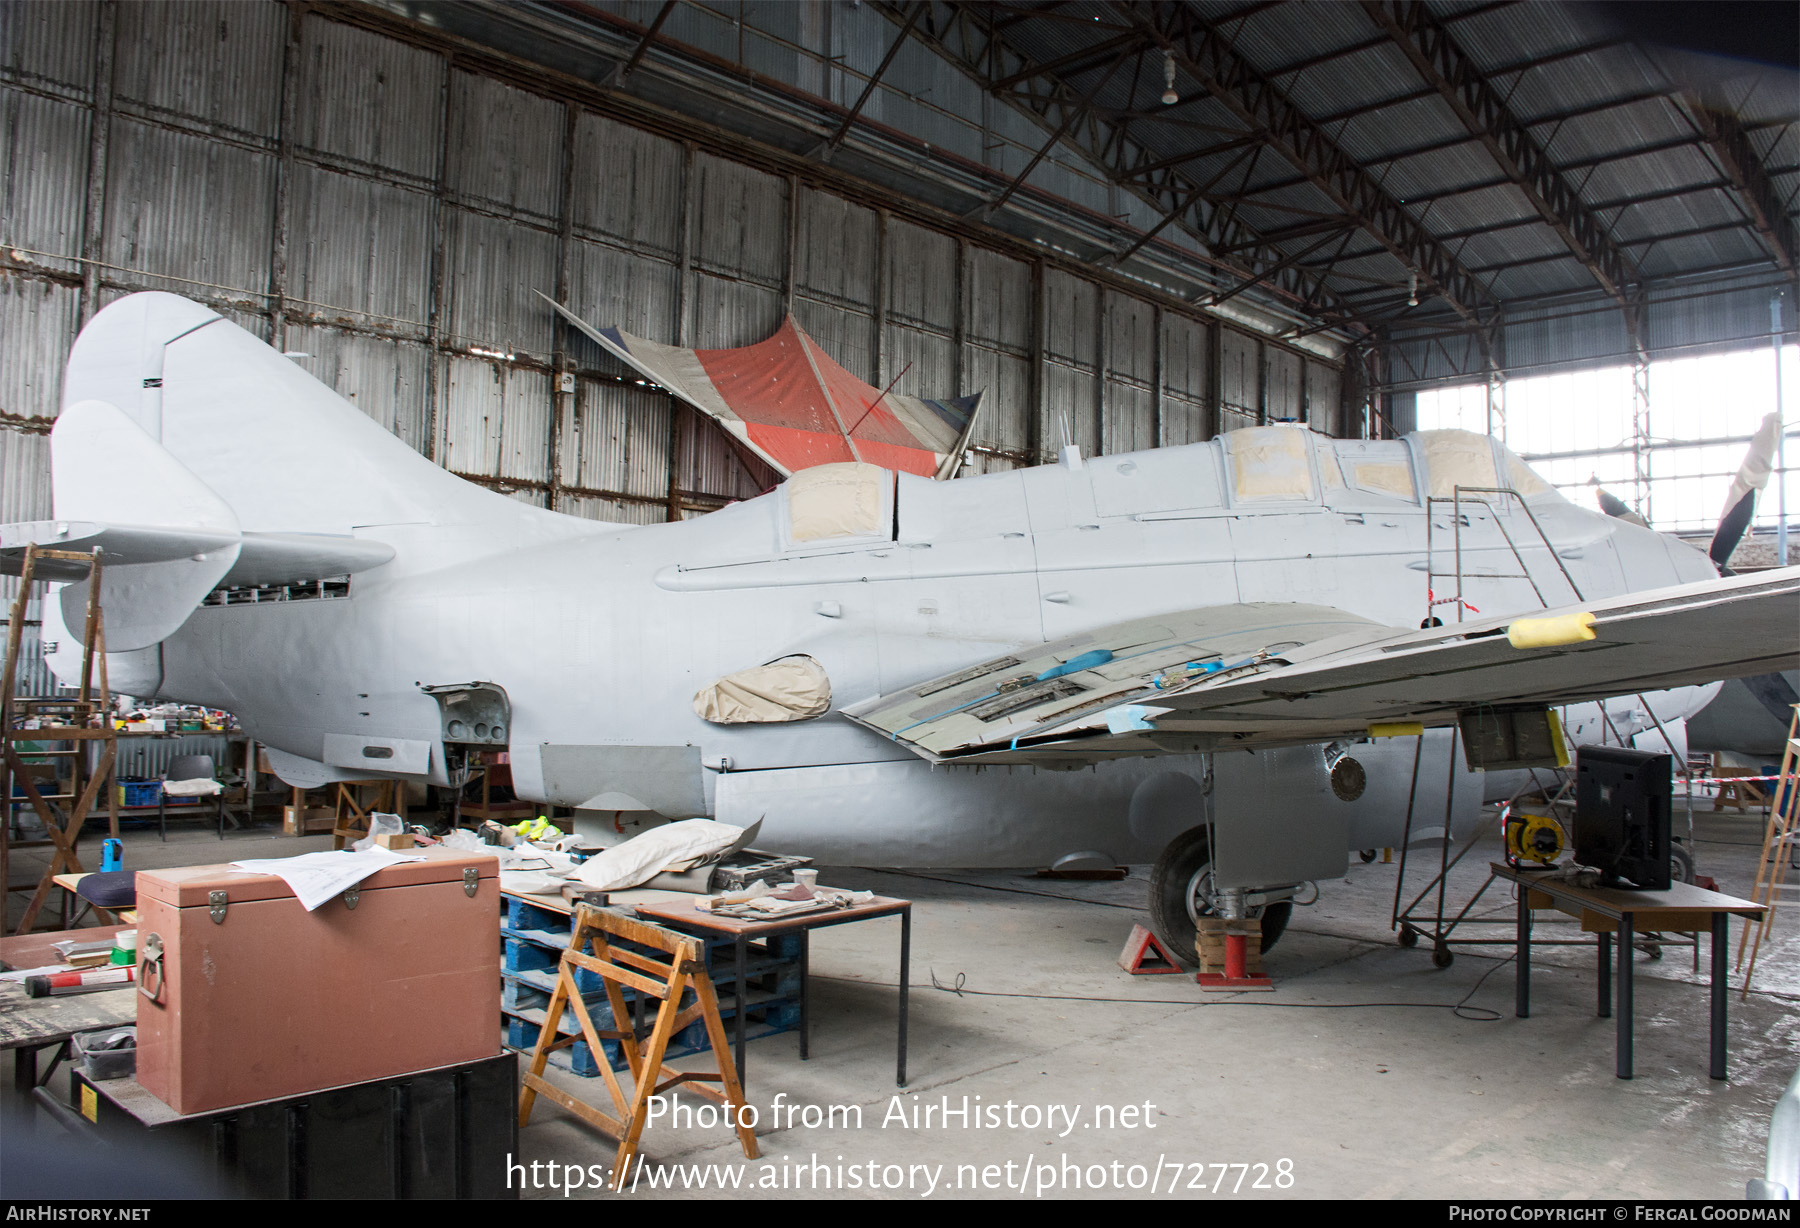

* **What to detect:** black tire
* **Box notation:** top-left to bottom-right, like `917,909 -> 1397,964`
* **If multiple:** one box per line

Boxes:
1358,849 -> 1378,863
1148,826 -> 1293,965
1670,844 -> 1697,886
1432,943 -> 1454,969
1398,924 -> 1419,949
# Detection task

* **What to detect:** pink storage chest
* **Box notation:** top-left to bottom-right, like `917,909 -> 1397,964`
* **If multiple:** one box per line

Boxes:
134,847 -> 501,1115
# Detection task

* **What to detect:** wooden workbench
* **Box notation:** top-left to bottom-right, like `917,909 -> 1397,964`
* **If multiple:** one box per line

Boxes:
0,924 -> 135,1098
635,894 -> 912,1088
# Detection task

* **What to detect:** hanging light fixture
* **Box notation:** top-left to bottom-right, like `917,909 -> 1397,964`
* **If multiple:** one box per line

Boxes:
1407,271 -> 1419,307
1161,50 -> 1179,105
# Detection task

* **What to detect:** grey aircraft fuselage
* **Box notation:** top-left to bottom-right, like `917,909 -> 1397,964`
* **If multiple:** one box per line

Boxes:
26,293 -> 1723,876
129,429 -> 1715,868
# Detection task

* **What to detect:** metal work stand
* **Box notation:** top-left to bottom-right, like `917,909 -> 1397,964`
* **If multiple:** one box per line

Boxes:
1388,727 -> 1526,967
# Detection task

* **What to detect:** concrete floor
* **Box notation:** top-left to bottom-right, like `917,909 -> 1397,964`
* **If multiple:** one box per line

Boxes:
3,800 -> 1794,1201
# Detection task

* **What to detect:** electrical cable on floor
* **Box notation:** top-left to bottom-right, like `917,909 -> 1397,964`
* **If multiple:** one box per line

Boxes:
830,951 -> 1800,1006
848,869 -> 1797,1010
809,967 -> 1506,1021
925,967 -> 1507,1021
871,869 -> 1148,909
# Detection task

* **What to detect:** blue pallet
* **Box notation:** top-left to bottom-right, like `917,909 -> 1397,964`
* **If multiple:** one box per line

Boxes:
505,1014 -> 609,1076
500,894 -> 805,1079
504,934 -> 800,1004
505,895 -> 804,968
505,896 -> 571,935
503,995 -> 797,1075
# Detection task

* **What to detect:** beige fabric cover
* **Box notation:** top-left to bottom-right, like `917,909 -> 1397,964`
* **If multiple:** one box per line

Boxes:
1503,451 -> 1551,496
572,819 -> 746,891
1229,425 -> 1316,501
1417,429 -> 1499,498
787,462 -> 888,542
1349,460 -> 1416,498
694,654 -> 833,724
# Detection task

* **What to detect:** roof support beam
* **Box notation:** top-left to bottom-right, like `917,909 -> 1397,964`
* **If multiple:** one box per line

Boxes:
1118,131 -> 1264,181
976,44 -> 1134,218
1300,38 -> 1632,131
610,0 -> 676,86
1110,0 -> 1500,330
820,0 -> 927,156
1112,144 -> 1263,264
1683,99 -> 1797,272
1302,180 -> 1744,266
988,30 -> 1143,90
918,2 -> 1366,333
1208,228 -> 1353,309
1365,134 -> 1728,212
1360,0 -> 1641,304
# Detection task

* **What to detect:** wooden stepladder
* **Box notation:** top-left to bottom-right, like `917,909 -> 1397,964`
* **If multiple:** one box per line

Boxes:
518,904 -> 759,1189
1736,704 -> 1798,995
2,545 -> 117,934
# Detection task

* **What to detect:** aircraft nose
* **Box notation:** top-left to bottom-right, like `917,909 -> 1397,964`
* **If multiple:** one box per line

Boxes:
1666,529 -> 1719,585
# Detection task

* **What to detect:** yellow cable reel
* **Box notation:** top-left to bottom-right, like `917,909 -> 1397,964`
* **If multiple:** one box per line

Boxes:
1505,810 -> 1566,866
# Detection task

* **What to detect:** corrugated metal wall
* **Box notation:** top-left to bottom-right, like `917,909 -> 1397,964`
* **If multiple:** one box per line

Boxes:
0,0 -> 1352,536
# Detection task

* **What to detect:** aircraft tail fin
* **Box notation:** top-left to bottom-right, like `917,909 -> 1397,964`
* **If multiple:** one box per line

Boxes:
2,398 -> 395,653
60,292 -> 529,538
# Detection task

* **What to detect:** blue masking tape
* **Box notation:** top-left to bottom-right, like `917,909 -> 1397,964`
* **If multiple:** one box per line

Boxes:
1036,648 -> 1115,681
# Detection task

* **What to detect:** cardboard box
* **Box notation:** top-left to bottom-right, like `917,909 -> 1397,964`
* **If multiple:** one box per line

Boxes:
134,848 -> 501,1115
281,805 -> 335,836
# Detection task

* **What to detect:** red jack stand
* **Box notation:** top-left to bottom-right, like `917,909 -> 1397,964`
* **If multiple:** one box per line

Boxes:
1195,919 -> 1274,991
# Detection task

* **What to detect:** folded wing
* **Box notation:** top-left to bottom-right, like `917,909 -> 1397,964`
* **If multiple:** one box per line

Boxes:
843,570 -> 1800,764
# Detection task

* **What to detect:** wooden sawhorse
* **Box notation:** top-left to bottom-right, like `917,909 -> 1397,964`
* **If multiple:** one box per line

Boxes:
518,904 -> 758,1189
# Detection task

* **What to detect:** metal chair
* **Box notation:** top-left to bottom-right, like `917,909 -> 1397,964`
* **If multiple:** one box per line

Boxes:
159,754 -> 227,840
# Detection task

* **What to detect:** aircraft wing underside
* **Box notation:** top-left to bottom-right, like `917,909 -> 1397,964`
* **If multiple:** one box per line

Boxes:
840,569 -> 1800,765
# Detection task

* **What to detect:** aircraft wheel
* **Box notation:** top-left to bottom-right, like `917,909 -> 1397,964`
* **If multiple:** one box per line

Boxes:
1432,943 -> 1454,969
1398,924 -> 1419,948
1149,827 -> 1292,966
1358,849 -> 1378,863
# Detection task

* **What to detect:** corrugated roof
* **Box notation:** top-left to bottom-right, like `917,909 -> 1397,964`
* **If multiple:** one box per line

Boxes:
407,0 -> 1798,380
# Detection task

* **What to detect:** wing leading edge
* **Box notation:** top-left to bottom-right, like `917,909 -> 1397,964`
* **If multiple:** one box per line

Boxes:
841,570 -> 1800,765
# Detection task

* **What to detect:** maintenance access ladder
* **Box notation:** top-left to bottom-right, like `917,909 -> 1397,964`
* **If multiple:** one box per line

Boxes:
1395,485 -> 1700,965
1392,486 -> 1588,963
1424,484 -> 1586,624
1736,704 -> 1798,996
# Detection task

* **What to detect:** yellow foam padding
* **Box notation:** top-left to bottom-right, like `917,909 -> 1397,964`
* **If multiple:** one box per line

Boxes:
1369,721 -> 1424,738
1545,708 -> 1571,767
1506,611 -> 1596,649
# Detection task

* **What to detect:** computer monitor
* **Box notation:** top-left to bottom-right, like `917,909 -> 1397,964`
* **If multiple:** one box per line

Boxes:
1573,746 -> 1672,890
